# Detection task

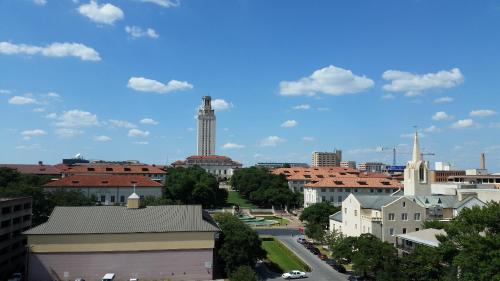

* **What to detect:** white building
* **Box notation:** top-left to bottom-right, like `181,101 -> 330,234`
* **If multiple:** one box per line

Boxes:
330,131 -> 485,244
197,96 -> 216,156
358,162 -> 386,173
312,150 -> 342,167
340,161 -> 356,169
172,155 -> 242,180
43,175 -> 163,204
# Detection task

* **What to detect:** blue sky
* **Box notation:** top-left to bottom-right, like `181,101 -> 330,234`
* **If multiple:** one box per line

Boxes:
1,0 -> 499,170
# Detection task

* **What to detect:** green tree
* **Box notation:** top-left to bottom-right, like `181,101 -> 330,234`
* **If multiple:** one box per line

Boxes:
304,223 -> 326,242
229,265 -> 258,281
401,245 -> 445,281
423,220 -> 448,230
165,166 -> 227,208
299,202 -> 339,227
213,213 -> 266,274
438,202 -> 500,281
142,196 -> 173,206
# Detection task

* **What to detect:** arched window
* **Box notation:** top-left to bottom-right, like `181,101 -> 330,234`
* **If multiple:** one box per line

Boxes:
419,163 -> 426,183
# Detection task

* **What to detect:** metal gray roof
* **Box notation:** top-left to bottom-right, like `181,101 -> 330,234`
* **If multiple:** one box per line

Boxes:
329,211 -> 342,222
396,228 -> 446,247
24,205 -> 220,235
354,195 -> 401,210
410,195 -> 460,208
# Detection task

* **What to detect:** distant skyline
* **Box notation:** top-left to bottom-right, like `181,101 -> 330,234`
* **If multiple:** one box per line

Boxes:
1,0 -> 499,170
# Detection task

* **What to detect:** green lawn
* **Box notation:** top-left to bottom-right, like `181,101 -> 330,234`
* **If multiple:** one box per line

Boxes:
261,237 -> 310,273
256,216 -> 289,226
226,191 -> 257,208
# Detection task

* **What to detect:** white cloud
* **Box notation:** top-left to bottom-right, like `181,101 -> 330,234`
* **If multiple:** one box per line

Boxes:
125,26 -> 159,39
0,89 -> 11,95
55,110 -> 99,127
47,92 -> 60,98
211,99 -> 233,111
292,104 -> 311,110
302,136 -> 315,142
434,96 -> 454,103
134,141 -> 149,145
469,109 -> 497,118
55,128 -> 83,138
281,120 -> 298,128
432,111 -> 453,121
279,65 -> 374,96
109,119 -> 136,129
21,129 -> 47,140
139,118 -> 158,125
94,135 -> 112,142
128,128 -> 149,137
33,0 -> 47,5
423,125 -> 441,133
78,1 -> 124,25
382,68 -> 463,96
0,41 -> 100,61
8,96 -> 37,105
33,108 -> 45,112
127,77 -> 193,94
381,94 -> 395,100
260,136 -> 285,147
140,0 -> 180,8
451,119 -> 477,129
45,113 -> 57,119
222,142 -> 245,149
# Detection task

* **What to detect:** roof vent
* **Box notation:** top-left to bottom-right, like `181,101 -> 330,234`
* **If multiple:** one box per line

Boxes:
127,184 -> 143,209
71,180 -> 79,184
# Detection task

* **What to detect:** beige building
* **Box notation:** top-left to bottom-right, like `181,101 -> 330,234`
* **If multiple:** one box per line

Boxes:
340,161 -> 356,169
24,194 -> 220,281
172,155 -> 242,180
197,96 -> 216,156
0,197 -> 32,280
312,150 -> 342,167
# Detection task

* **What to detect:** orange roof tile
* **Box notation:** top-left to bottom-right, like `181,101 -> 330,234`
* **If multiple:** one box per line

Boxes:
44,175 -> 162,188
305,177 -> 402,189
65,164 -> 166,175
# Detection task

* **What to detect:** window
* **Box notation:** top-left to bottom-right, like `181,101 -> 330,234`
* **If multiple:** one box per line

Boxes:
110,196 -> 115,203
354,210 -> 358,216
120,196 -> 125,203
13,205 -> 21,212
355,224 -> 357,229
370,189 -> 374,193
124,167 -> 131,171
385,189 -> 391,193
330,196 -> 334,202
321,188 -> 326,192
388,213 -> 395,221
354,189 -> 358,193
105,167 -> 113,171
344,208 -> 347,214
402,213 -> 408,220
415,228 -> 420,232
402,228 -> 407,234
338,196 -> 342,202
403,201 -> 406,208
321,196 -> 326,202
414,213 -> 421,221
389,228 -> 394,236
377,189 -> 382,193
1,207 -> 11,215
23,203 -> 31,209
100,195 -> 105,202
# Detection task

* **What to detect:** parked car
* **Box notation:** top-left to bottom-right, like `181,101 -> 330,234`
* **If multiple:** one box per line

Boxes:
101,273 -> 115,281
310,247 -> 320,255
318,254 -> 328,260
74,279 -> 85,281
282,270 -> 307,279
7,273 -> 22,281
325,259 -> 338,266
334,263 -> 347,273
348,275 -> 367,281
296,237 -> 307,244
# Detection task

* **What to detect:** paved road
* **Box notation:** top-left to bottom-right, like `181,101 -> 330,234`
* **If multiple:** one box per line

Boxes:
256,228 -> 349,281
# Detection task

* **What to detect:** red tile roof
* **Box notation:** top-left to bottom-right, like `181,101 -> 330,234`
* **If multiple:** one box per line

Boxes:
305,177 -> 402,189
272,167 -> 360,181
44,175 -> 162,188
64,164 -> 166,175
0,164 -> 61,175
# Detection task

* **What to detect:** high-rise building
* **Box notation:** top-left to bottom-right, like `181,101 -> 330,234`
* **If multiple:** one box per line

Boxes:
311,150 -> 342,167
340,161 -> 356,169
358,162 -> 386,173
197,96 -> 216,156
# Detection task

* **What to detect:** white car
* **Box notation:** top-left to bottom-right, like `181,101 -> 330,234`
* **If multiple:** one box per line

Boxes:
282,270 -> 306,279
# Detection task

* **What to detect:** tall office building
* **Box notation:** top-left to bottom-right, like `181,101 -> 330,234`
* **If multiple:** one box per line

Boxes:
197,96 -> 216,156
311,150 -> 342,167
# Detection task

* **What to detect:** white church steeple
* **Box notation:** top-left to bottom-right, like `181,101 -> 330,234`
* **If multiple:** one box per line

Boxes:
404,129 -> 431,196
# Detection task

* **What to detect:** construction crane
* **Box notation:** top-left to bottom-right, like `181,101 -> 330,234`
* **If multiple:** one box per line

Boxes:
379,146 -> 435,165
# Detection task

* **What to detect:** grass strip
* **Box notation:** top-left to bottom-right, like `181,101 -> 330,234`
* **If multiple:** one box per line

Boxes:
261,236 -> 311,273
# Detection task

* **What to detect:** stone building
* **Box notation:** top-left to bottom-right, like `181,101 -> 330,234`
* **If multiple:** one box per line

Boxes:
197,96 -> 216,156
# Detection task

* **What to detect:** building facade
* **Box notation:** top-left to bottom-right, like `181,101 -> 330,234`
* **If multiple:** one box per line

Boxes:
24,196 -> 220,281
340,161 -> 356,169
43,175 -> 163,204
357,162 -> 386,173
311,150 -> 342,167
172,155 -> 242,180
197,96 -> 216,156
61,164 -> 167,183
0,197 -> 32,279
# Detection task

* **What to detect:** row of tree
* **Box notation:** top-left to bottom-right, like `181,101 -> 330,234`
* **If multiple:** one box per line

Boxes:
230,167 -> 301,208
324,202 -> 500,281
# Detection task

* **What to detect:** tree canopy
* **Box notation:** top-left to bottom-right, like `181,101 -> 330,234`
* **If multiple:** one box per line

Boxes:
230,167 -> 300,208
164,166 -> 227,208
228,265 -> 258,281
212,213 -> 265,274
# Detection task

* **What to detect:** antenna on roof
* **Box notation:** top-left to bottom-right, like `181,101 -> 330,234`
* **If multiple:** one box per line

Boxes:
133,184 -> 136,194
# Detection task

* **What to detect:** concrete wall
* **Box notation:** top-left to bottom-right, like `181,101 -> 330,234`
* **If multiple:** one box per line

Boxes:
28,249 -> 214,281
28,232 -> 215,253
381,197 -> 425,244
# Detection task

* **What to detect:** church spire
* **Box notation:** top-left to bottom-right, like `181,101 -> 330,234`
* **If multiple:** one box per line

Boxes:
412,129 -> 420,163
